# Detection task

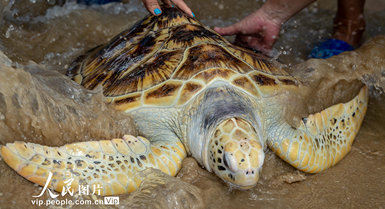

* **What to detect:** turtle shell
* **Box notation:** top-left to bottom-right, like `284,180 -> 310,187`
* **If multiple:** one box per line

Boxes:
67,6 -> 297,111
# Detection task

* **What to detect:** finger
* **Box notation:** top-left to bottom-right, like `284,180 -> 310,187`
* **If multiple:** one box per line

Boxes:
253,39 -> 272,55
162,0 -> 173,7
234,35 -> 270,54
142,0 -> 162,16
234,35 -> 260,48
258,45 -> 272,55
233,35 -> 250,48
263,35 -> 277,49
214,25 -> 239,36
172,0 -> 194,17
260,30 -> 278,51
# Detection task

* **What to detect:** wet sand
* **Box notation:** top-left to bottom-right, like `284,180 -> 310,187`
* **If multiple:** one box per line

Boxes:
0,0 -> 384,208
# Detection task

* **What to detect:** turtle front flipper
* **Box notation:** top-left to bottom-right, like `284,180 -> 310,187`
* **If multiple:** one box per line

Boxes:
1,135 -> 186,195
267,86 -> 368,173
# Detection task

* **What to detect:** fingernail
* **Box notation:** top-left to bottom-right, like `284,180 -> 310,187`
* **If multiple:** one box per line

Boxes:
154,8 -> 161,15
192,12 -> 195,17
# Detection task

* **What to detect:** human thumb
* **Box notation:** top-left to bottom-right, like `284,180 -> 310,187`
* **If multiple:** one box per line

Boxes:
214,25 -> 238,36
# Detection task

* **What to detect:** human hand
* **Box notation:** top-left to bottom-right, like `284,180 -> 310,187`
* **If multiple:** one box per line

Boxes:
141,0 -> 194,17
214,10 -> 281,54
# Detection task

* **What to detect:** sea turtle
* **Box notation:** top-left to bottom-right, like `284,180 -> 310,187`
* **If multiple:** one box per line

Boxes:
1,6 -> 368,195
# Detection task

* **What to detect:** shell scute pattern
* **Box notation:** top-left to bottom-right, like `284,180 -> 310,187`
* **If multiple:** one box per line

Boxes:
163,24 -> 225,50
231,75 -> 260,97
107,49 -> 183,97
191,68 -> 236,83
152,9 -> 200,31
177,81 -> 204,105
111,92 -> 142,111
67,15 -> 156,82
225,45 -> 289,76
82,29 -> 171,95
144,80 -> 183,106
68,7 -> 297,111
172,44 -> 253,80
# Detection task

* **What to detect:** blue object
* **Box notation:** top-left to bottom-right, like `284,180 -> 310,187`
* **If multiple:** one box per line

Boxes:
77,0 -> 120,5
192,12 -> 195,17
309,39 -> 354,59
154,8 -> 162,15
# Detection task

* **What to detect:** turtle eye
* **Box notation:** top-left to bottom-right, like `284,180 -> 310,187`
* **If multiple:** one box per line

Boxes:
223,154 -> 229,168
223,152 -> 238,172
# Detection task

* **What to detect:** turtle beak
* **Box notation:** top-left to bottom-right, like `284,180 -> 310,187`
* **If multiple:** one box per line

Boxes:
232,167 -> 261,189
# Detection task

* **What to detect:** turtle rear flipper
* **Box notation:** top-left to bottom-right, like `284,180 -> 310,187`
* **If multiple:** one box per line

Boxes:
267,86 -> 368,173
1,135 -> 186,195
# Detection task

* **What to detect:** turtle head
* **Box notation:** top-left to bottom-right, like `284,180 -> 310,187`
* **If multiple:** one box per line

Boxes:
207,117 -> 264,189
